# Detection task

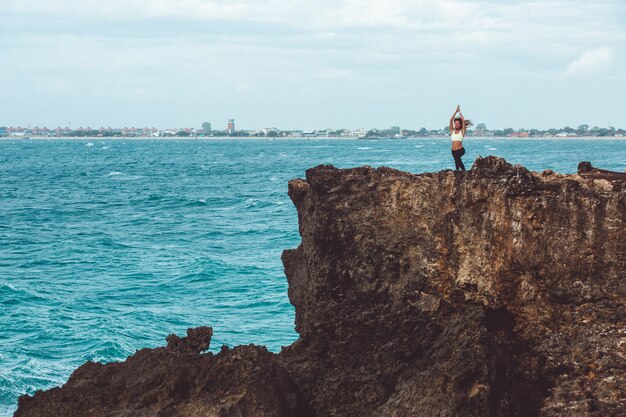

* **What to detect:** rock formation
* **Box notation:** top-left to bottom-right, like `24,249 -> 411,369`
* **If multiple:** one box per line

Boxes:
15,157 -> 625,417
15,327 -> 312,417
578,161 -> 626,182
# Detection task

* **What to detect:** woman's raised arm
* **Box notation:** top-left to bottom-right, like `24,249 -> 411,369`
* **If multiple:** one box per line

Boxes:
459,110 -> 467,135
450,105 -> 460,131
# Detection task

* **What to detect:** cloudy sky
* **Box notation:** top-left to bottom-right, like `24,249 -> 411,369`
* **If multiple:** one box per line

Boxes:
1,0 -> 624,130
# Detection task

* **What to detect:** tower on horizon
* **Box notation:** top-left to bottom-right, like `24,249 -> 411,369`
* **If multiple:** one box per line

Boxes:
227,118 -> 235,135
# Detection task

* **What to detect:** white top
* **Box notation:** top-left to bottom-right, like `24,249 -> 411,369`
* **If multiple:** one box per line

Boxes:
451,130 -> 464,142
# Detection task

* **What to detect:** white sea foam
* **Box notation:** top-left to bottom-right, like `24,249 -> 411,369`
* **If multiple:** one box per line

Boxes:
414,145 -> 424,148
105,171 -> 143,180
85,142 -> 94,147
357,147 -> 372,150
245,198 -> 258,206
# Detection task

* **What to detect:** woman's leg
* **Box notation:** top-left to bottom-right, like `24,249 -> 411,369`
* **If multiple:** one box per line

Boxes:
452,149 -> 460,170
452,149 -> 465,170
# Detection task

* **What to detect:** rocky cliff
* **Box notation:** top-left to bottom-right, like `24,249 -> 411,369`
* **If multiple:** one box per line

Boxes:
15,157 -> 625,417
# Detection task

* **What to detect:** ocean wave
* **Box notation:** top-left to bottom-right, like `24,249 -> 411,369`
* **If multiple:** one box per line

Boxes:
79,340 -> 134,364
0,282 -> 48,304
105,171 -> 143,181
99,237 -> 137,250
133,194 -> 240,210
243,198 -> 275,209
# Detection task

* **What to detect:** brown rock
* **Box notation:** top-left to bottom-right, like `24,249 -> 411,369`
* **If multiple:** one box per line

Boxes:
577,161 -> 626,182
15,329 -> 312,417
280,156 -> 624,416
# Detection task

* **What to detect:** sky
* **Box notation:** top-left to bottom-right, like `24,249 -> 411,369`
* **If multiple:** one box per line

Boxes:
1,0 -> 625,130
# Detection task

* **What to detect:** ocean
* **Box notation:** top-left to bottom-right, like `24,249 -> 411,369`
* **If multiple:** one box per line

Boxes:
1,137 -> 624,416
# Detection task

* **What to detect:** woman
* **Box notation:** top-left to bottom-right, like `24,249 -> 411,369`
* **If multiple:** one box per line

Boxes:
449,105 -> 472,171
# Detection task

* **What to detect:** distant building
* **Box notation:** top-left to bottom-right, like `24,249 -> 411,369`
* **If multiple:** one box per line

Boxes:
202,122 -> 212,134
227,118 -> 235,135
353,128 -> 367,137
262,127 -> 279,136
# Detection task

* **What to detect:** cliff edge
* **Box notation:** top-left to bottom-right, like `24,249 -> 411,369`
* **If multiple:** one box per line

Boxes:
15,157 -> 625,417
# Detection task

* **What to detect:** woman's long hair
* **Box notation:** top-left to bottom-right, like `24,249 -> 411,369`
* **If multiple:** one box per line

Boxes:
454,117 -> 473,128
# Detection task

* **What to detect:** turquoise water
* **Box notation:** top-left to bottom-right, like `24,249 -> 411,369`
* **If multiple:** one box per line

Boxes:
1,138 -> 624,415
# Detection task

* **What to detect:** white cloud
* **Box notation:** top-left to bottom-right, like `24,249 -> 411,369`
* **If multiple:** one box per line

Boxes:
1,1 -> 625,128
234,82 -> 251,93
565,47 -> 616,76
0,0 -> 516,30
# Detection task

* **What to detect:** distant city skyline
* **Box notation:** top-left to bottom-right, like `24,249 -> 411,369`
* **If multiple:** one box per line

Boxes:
1,118 -> 624,132
3,120 -> 623,139
1,1 -> 625,130
2,119 -> 625,131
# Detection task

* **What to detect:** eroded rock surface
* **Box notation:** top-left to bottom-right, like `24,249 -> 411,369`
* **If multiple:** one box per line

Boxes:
281,156 -> 624,417
15,328 -> 312,417
15,157 -> 625,417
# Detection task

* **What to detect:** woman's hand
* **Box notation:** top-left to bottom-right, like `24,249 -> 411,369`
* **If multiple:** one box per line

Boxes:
456,104 -> 460,113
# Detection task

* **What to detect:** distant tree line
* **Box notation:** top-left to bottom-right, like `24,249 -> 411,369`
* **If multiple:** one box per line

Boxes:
2,123 -> 624,138
469,123 -> 623,137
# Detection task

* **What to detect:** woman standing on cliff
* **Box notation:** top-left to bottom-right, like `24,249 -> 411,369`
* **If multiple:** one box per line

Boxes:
449,105 -> 472,171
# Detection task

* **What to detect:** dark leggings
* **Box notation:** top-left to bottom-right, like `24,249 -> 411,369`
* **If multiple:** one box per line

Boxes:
452,147 -> 466,170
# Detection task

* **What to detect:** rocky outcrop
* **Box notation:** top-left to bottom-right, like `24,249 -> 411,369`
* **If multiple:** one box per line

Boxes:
15,157 -> 625,417
578,161 -> 626,181
280,156 -> 624,417
15,328 -> 312,417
